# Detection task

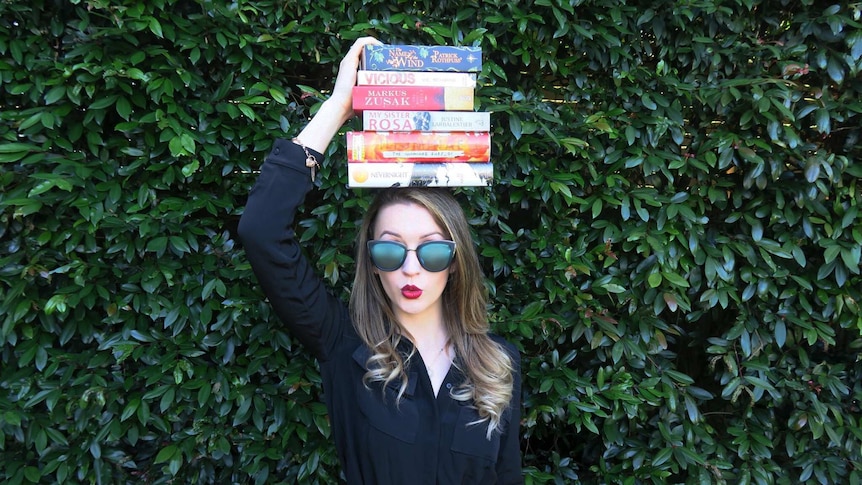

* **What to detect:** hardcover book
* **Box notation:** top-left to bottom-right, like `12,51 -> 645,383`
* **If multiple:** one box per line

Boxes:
353,86 -> 474,112
346,131 -> 491,163
348,162 -> 494,188
361,45 -> 482,72
356,70 -> 478,87
362,110 -> 491,132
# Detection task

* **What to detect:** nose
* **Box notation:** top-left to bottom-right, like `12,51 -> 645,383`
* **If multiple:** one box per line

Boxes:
401,248 -> 421,274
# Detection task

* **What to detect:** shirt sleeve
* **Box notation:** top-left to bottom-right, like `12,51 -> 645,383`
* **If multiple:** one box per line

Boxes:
496,344 -> 525,484
237,138 -> 346,361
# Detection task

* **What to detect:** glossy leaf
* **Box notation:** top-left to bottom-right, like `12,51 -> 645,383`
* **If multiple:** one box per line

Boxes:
1,1 -> 860,484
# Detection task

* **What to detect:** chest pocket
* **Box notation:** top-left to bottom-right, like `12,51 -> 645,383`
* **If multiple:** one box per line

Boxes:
450,404 -> 501,461
353,345 -> 419,444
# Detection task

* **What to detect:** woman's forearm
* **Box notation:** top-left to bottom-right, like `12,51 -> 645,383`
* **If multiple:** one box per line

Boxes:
295,98 -> 354,154
295,36 -> 382,154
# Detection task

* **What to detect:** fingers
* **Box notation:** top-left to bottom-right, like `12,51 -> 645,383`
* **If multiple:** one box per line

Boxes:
338,36 -> 383,72
293,37 -> 385,153
330,36 -> 383,115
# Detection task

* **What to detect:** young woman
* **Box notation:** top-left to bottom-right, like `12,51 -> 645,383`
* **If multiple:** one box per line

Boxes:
238,37 -> 523,484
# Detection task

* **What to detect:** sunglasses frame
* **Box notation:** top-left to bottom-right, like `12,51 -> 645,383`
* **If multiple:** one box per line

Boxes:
367,240 -> 457,273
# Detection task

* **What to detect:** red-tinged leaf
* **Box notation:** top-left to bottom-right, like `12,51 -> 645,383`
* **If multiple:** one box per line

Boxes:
664,293 -> 678,312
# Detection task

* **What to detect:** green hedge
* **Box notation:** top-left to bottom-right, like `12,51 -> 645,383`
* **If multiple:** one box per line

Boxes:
2,0 -> 861,483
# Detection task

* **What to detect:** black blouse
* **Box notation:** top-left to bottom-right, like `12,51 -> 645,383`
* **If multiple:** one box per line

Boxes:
237,139 -> 523,484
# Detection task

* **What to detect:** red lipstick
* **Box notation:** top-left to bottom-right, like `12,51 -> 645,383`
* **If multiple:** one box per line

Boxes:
401,285 -> 422,299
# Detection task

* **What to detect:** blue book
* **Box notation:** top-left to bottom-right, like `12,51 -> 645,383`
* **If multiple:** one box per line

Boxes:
361,45 -> 482,72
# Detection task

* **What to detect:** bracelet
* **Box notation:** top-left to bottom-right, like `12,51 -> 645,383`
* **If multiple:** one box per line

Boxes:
292,137 -> 319,182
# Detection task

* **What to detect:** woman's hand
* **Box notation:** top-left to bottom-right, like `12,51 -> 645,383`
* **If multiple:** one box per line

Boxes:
297,36 -> 383,154
329,36 -> 383,121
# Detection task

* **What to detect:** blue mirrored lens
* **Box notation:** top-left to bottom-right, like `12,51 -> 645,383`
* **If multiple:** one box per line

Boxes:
416,241 -> 456,272
368,241 -> 407,271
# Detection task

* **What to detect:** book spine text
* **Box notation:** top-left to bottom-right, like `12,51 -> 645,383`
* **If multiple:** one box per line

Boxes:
353,86 -> 474,112
356,70 -> 477,87
349,162 -> 494,188
362,111 -> 490,132
346,132 -> 491,163
362,45 -> 482,72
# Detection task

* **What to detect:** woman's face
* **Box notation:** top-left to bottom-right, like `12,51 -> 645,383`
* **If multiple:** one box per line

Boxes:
371,202 -> 452,327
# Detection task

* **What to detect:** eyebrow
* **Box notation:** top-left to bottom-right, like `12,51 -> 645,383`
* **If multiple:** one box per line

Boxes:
378,230 -> 446,239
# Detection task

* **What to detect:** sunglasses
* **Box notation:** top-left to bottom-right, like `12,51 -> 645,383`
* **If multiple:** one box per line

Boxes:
367,240 -> 456,272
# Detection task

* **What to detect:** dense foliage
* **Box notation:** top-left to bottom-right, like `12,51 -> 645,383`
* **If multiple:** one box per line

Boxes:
2,0 -> 861,483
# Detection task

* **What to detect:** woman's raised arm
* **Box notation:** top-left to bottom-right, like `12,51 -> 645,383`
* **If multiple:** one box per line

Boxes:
295,36 -> 382,154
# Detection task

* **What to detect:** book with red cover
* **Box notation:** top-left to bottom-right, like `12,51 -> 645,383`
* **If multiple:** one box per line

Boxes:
346,132 -> 490,163
348,162 -> 493,188
352,86 -> 474,112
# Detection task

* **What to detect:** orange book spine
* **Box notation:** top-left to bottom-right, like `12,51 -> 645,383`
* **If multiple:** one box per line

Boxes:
346,132 -> 491,163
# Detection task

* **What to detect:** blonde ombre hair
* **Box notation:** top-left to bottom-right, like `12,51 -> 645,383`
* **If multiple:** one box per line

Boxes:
349,188 -> 514,437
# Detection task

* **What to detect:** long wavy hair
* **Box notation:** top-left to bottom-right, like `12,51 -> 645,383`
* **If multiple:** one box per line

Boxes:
349,188 -> 514,437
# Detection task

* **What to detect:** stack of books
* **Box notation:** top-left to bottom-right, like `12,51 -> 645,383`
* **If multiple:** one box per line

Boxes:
346,44 -> 493,188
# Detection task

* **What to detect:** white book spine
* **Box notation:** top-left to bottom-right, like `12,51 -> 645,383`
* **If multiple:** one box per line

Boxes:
348,162 -> 494,188
362,111 -> 491,132
356,70 -> 477,87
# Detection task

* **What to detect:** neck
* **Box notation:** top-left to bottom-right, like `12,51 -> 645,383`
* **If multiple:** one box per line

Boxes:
397,309 -> 448,351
